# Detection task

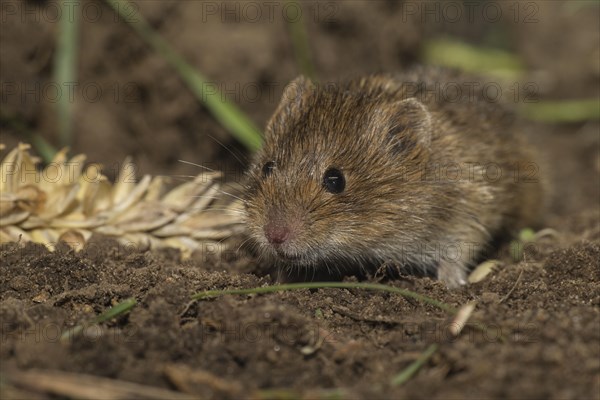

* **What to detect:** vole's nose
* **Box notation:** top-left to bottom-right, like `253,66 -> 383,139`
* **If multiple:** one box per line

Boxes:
264,222 -> 291,244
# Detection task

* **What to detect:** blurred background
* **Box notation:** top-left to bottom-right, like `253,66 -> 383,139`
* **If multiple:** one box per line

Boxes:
1,0 -> 599,218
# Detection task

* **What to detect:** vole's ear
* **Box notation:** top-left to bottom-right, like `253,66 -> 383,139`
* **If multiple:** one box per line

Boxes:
281,75 -> 314,105
266,76 -> 315,134
384,98 -> 432,155
272,76 -> 314,117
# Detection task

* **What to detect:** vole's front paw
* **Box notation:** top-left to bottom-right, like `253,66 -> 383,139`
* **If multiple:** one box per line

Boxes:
437,260 -> 468,289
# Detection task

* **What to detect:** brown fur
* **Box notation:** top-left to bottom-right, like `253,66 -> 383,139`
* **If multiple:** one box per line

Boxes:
244,66 -> 544,287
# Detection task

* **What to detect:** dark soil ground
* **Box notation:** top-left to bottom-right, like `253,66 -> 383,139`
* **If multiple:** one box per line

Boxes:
1,1 -> 599,399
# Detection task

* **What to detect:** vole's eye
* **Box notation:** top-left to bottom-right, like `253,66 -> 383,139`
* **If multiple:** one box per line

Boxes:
262,161 -> 276,178
322,167 -> 345,194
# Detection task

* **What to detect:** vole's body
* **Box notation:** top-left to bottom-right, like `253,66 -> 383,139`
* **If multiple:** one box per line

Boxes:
244,67 -> 543,287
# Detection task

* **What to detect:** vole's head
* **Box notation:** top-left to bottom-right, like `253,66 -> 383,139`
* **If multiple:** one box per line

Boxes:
244,76 -> 434,269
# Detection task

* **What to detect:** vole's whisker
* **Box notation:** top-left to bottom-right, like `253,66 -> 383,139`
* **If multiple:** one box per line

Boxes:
188,195 -> 220,200
198,210 -> 245,217
205,133 -> 249,166
167,174 -> 199,180
236,237 -> 253,254
214,189 -> 245,203
177,159 -> 216,172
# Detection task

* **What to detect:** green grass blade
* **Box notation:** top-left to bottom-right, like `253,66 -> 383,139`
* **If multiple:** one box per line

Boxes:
391,343 -> 439,386
520,99 -> 600,122
423,37 -> 524,79
192,282 -> 457,314
54,0 -> 79,148
92,298 -> 138,323
285,0 -> 316,80
255,388 -> 346,400
28,136 -> 57,163
105,0 -> 263,151
60,298 -> 137,341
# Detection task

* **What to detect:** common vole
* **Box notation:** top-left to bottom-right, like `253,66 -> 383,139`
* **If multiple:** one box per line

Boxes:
244,67 -> 543,287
